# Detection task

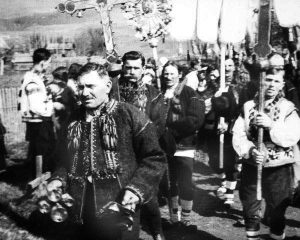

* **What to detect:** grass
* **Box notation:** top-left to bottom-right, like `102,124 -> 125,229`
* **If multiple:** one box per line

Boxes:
0,147 -> 299,240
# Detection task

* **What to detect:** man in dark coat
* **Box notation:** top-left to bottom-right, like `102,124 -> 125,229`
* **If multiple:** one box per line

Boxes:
118,51 -> 162,118
158,61 -> 205,229
209,58 -> 241,207
51,63 -> 166,240
117,51 -> 166,240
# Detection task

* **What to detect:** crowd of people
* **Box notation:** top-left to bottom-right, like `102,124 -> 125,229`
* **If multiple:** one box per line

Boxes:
1,45 -> 299,240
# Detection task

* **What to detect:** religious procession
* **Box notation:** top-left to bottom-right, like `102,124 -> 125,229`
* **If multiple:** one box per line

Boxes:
0,0 -> 300,240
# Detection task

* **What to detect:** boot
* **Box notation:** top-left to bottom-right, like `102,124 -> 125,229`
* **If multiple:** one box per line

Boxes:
152,232 -> 166,240
180,199 -> 197,232
216,173 -> 227,198
169,196 -> 180,223
224,181 -> 237,207
269,231 -> 285,240
246,229 -> 260,240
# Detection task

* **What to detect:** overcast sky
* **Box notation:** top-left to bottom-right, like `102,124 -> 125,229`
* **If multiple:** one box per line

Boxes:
0,0 -> 62,19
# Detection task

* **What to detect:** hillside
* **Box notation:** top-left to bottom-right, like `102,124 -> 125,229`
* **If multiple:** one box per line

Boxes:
0,11 -> 99,31
0,0 -> 61,19
0,6 -> 186,59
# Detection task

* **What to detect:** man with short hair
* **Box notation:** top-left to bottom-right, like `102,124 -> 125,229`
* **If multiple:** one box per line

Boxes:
52,63 -> 166,240
232,70 -> 300,240
240,54 -> 300,109
18,48 -> 55,177
118,51 -> 166,240
118,51 -> 161,114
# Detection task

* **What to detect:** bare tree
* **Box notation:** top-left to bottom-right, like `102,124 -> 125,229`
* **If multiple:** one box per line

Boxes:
74,28 -> 105,56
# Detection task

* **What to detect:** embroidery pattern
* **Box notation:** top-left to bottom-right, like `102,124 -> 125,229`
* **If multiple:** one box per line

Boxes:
248,94 -> 282,141
247,94 -> 294,162
119,82 -> 148,113
67,99 -> 121,180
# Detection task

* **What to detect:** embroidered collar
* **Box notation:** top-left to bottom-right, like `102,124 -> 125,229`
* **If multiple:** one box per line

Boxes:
119,81 -> 148,112
68,99 -> 121,180
253,93 -> 283,113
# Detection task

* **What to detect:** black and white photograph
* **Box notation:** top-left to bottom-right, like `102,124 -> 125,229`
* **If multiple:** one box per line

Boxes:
0,0 -> 299,239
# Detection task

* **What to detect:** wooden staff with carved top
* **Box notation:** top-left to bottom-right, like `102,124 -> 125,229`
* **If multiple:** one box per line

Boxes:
253,0 -> 272,200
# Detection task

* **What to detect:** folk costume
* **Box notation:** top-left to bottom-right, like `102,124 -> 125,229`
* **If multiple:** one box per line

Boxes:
48,80 -> 77,172
118,78 -> 162,116
239,78 -> 300,110
118,78 -> 167,239
160,83 -> 205,225
209,85 -> 240,205
232,95 -> 300,240
194,83 -> 218,164
18,70 -> 55,176
54,99 -> 166,240
242,54 -> 300,109
0,115 -> 7,172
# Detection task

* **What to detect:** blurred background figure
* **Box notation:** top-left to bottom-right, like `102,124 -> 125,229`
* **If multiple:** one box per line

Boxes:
18,48 -> 55,178
67,63 -> 82,100
196,66 -> 208,93
157,57 -> 169,81
108,59 -> 122,100
142,57 -> 157,86
0,115 -> 7,173
49,66 -> 77,167
184,58 -> 203,91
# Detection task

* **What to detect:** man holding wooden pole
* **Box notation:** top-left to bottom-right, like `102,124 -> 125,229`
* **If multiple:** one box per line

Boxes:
212,57 -> 240,207
232,66 -> 300,240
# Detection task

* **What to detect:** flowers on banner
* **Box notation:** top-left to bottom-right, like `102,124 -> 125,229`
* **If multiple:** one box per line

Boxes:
121,0 -> 172,41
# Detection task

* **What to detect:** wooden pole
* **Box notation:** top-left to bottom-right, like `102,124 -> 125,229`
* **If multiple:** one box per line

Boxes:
36,155 -> 43,178
152,46 -> 161,91
149,38 -> 161,91
256,73 -> 264,200
178,42 -> 183,56
253,0 -> 272,201
0,58 -> 4,76
219,44 -> 226,169
97,3 -> 117,59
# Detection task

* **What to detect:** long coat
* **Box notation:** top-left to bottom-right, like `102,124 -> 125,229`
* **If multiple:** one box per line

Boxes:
53,100 -> 166,223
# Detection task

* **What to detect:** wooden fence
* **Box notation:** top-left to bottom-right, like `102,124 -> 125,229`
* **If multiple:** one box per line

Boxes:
0,87 -> 26,144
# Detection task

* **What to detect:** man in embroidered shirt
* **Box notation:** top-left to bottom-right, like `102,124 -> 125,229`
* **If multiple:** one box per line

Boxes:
118,51 -> 162,114
232,70 -> 300,240
52,63 -> 166,240
18,48 -> 55,178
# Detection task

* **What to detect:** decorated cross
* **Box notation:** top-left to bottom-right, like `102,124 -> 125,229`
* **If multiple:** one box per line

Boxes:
55,0 -> 128,61
121,0 -> 172,90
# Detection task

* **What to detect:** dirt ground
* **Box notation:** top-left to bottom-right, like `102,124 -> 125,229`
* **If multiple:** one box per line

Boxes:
0,145 -> 299,240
